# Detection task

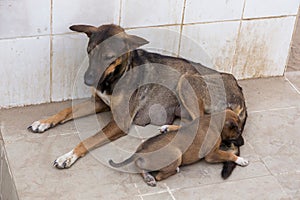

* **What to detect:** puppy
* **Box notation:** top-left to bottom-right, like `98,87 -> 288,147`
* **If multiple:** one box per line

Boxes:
109,104 -> 249,186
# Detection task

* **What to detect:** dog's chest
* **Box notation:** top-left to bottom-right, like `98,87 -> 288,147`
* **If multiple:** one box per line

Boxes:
96,90 -> 111,105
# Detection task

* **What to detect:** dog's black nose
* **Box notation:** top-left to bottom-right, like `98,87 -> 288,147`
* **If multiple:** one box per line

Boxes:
84,72 -> 96,86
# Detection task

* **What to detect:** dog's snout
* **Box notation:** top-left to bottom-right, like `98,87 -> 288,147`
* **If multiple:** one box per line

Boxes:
84,72 -> 96,86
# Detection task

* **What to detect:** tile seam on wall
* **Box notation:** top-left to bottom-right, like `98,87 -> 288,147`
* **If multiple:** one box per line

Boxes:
123,14 -> 297,31
231,0 -> 247,73
284,6 -> 300,73
177,0 -> 187,57
243,14 -> 297,21
0,16 -> 297,41
0,32 -> 82,41
118,0 -> 122,25
50,0 -> 53,102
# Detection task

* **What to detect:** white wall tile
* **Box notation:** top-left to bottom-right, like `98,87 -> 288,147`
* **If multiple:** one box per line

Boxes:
243,0 -> 299,19
52,34 -> 91,101
180,21 -> 240,72
232,17 -> 296,79
52,0 -> 120,34
184,0 -> 244,24
0,0 -> 50,38
120,0 -> 185,28
0,36 -> 50,108
127,26 -> 181,56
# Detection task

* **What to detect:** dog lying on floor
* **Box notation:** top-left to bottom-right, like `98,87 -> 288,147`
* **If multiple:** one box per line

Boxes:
27,24 -> 247,179
109,92 -> 249,186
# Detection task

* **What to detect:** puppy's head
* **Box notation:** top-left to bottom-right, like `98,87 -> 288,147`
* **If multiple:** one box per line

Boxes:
69,24 -> 149,92
221,109 -> 241,141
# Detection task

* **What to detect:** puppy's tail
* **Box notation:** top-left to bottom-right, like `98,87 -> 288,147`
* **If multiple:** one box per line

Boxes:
221,161 -> 237,179
109,154 -> 137,168
220,140 -> 242,179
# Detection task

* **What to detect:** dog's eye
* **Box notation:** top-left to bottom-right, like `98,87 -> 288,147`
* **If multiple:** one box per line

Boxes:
104,54 -> 115,60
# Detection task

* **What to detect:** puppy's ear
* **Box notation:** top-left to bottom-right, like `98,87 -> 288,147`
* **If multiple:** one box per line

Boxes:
232,105 -> 243,117
126,34 -> 149,49
69,25 -> 98,37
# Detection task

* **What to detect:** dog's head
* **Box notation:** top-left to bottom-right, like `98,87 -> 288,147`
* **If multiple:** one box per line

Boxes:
221,109 -> 242,142
70,24 -> 149,93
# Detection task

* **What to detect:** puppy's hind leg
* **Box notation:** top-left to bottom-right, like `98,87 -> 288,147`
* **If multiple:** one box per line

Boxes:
155,157 -> 182,181
141,171 -> 157,187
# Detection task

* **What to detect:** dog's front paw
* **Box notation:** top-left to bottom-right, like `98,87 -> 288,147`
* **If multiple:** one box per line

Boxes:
158,125 -> 170,133
144,174 -> 157,187
235,157 -> 249,167
28,120 -> 53,133
53,150 -> 78,169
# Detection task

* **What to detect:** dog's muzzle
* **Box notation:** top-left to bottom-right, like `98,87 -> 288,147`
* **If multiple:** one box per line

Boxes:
84,72 -> 97,86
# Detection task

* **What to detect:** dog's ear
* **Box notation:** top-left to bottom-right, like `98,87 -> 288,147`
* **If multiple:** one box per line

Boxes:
69,25 -> 98,37
126,34 -> 149,49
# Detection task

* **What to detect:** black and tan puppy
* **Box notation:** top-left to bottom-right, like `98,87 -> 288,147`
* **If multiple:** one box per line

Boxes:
27,24 -> 247,178
109,104 -> 249,186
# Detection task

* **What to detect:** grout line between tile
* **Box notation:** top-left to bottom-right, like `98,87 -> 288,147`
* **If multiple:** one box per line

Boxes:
137,189 -> 170,197
50,0 -> 53,102
259,158 -> 292,198
150,174 -> 273,194
164,183 -> 176,200
248,106 -> 298,114
118,0 -> 122,26
231,0 -> 246,74
284,75 -> 300,95
176,0 -> 187,57
243,14 -> 297,21
284,6 -> 300,73
134,183 -> 144,200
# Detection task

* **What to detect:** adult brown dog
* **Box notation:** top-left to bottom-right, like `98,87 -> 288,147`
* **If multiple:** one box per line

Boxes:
27,24 -> 247,178
109,96 -> 248,186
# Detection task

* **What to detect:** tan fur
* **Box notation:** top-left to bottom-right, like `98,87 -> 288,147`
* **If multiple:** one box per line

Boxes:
28,24 -> 247,174
109,100 -> 243,183
104,57 -> 123,76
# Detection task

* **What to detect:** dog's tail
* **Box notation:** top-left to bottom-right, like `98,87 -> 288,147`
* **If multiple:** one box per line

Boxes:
109,154 -> 137,168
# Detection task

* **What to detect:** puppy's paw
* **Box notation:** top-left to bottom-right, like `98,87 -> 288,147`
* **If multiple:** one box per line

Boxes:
158,125 -> 170,133
53,150 -> 78,169
235,157 -> 249,167
28,120 -> 53,133
144,174 -> 157,187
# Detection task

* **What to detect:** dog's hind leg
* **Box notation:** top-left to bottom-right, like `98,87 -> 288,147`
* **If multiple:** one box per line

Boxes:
53,119 -> 126,169
28,97 -> 109,133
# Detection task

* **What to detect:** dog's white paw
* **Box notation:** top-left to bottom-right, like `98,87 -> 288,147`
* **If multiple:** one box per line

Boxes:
235,157 -> 249,167
158,125 -> 170,133
28,121 -> 52,133
176,167 -> 180,173
53,150 -> 78,169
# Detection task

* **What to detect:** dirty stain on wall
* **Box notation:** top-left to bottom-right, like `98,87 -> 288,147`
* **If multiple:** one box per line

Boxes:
0,0 -> 299,107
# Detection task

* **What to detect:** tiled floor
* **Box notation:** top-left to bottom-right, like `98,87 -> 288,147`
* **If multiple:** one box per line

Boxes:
1,73 -> 300,200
